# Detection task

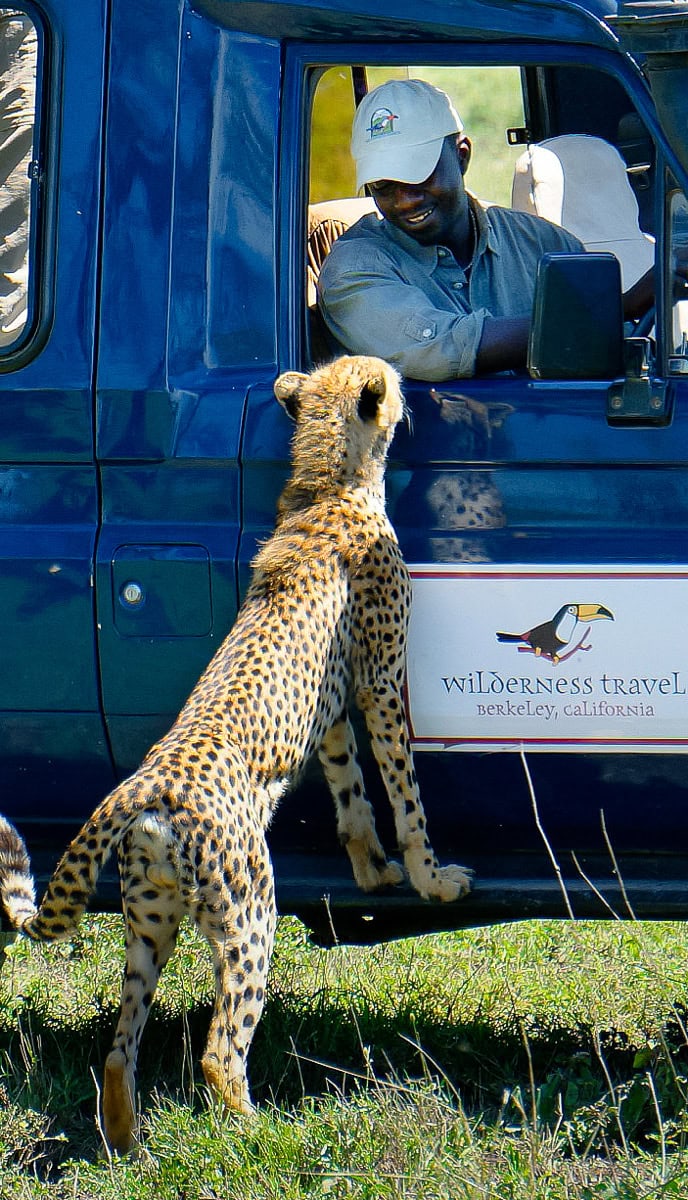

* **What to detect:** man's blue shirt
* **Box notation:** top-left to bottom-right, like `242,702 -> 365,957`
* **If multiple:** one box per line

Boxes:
318,196 -> 583,379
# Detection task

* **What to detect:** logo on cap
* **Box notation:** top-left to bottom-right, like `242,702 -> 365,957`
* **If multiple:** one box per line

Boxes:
367,107 -> 399,141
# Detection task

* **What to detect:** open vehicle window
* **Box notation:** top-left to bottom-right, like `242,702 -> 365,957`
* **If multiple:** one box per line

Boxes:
0,9 -> 37,349
307,64 -> 525,365
306,59 -> 663,385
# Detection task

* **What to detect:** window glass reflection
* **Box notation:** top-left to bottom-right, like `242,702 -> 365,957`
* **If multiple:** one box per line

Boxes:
0,11 -> 36,347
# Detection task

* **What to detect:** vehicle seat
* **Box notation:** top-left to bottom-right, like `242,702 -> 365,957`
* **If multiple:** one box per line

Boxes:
307,197 -> 378,304
511,133 -> 654,289
306,196 -> 378,360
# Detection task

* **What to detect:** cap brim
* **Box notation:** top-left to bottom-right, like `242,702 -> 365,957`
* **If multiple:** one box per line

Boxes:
355,136 -> 446,192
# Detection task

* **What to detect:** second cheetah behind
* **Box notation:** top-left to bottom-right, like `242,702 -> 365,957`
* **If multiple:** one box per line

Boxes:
0,354 -> 471,1154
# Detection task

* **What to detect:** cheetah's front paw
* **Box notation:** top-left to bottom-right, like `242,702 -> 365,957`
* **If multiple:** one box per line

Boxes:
409,862 -> 472,902
431,864 -> 473,902
354,855 -> 406,893
344,836 -> 407,893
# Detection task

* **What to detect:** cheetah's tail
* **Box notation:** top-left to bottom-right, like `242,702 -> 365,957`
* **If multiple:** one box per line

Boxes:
0,814 -> 37,930
0,779 -> 154,943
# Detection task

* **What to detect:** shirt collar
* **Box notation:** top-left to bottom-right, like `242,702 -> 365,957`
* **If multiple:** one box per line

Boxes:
380,217 -> 438,266
469,194 -> 501,258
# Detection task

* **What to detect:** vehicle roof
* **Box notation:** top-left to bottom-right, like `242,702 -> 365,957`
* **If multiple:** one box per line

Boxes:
199,0 -> 622,48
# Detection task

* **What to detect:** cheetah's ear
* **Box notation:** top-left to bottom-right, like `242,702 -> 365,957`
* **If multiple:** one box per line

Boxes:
357,376 -> 386,423
274,372 -> 308,421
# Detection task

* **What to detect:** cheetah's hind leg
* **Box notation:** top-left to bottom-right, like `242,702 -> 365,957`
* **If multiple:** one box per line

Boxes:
102,815 -> 185,1155
198,822 -> 276,1117
318,717 -> 405,892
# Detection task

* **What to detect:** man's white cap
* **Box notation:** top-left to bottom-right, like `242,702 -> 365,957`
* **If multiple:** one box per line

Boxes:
351,79 -> 463,193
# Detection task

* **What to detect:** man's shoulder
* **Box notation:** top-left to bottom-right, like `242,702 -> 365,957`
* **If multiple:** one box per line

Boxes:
318,212 -> 398,279
331,211 -> 386,246
483,200 -> 583,251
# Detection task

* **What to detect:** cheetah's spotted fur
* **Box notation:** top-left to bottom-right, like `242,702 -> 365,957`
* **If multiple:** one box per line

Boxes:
0,355 -> 470,1153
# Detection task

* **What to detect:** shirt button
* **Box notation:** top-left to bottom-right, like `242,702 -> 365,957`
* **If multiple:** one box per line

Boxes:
452,281 -> 464,290
438,248 -> 447,258
422,327 -> 433,339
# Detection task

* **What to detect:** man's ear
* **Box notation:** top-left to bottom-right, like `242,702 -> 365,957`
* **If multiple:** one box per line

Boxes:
457,134 -> 472,175
274,371 -> 307,420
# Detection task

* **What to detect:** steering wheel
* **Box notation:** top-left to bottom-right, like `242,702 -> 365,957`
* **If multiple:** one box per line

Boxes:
634,305 -> 655,338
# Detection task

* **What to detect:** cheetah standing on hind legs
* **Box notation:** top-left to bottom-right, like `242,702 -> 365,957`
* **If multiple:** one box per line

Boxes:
0,354 -> 471,1153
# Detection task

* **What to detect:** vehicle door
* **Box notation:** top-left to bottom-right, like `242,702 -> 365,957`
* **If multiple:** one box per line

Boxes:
94,2 -> 281,777
0,0 -> 114,830
244,37 -> 688,935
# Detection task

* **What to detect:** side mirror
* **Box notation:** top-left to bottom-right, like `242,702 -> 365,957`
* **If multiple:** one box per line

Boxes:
528,252 -> 625,380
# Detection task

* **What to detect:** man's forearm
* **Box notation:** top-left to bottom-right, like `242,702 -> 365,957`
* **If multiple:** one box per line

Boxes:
475,315 -> 530,374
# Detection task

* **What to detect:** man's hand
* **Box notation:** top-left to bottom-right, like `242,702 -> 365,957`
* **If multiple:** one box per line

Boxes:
623,267 -> 654,323
624,249 -> 688,324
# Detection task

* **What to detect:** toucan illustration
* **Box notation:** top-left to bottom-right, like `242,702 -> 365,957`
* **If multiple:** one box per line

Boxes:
496,602 -> 614,664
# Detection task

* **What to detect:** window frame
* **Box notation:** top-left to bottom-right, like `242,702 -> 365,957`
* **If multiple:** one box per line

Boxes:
281,39 -> 667,386
666,172 -> 688,377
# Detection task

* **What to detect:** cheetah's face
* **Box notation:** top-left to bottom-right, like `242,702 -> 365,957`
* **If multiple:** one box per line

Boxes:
274,356 -> 405,472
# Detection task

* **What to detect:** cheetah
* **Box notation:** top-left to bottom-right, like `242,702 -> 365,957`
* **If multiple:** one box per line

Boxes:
0,355 -> 471,1154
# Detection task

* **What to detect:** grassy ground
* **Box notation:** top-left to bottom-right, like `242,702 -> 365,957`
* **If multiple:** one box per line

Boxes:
2,913 -> 688,1197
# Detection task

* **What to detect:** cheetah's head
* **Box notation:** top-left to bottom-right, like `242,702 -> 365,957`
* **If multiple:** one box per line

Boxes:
274,356 -> 406,496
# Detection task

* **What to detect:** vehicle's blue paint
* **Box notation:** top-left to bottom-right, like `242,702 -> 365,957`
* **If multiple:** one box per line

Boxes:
92,4 -> 274,768
95,457 -> 238,719
0,0 -> 114,819
0,714 -> 114,826
3,0 -> 688,936
198,0 -> 620,49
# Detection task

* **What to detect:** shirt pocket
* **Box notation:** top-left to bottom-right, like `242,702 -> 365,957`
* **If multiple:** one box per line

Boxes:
403,315 -> 437,344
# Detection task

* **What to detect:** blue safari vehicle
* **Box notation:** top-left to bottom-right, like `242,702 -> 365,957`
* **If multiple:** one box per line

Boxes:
2,0 -> 688,943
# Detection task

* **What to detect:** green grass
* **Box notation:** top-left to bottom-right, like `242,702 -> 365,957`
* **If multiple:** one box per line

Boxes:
3,914 -> 688,1197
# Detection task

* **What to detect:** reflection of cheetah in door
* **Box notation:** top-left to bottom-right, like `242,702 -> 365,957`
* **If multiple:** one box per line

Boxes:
0,355 -> 470,1153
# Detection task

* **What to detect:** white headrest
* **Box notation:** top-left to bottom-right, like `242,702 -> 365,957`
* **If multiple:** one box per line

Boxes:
512,134 -> 654,288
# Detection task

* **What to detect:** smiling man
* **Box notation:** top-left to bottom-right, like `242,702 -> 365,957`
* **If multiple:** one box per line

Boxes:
317,78 -> 585,380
